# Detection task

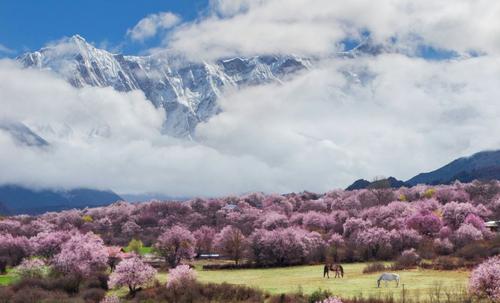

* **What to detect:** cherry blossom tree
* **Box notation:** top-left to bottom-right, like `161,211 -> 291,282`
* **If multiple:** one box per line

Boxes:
155,226 -> 195,268
0,233 -> 30,269
442,202 -> 490,229
53,232 -> 108,277
30,230 -> 70,258
468,256 -> 500,301
214,226 -> 246,265
302,211 -> 336,234
406,210 -> 443,236
452,223 -> 483,247
108,256 -> 157,295
261,212 -> 289,230
193,226 -> 216,256
355,227 -> 392,260
389,229 -> 422,252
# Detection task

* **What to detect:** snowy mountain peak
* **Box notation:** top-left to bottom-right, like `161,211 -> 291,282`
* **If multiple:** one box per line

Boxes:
18,36 -> 311,137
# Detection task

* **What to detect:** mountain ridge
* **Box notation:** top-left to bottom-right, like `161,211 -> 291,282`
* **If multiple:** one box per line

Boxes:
0,184 -> 122,215
17,35 -> 311,138
346,150 -> 500,190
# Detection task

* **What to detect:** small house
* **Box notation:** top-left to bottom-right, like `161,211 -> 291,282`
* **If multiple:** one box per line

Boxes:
485,220 -> 499,232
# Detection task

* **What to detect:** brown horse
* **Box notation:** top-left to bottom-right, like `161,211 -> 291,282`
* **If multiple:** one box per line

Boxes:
323,263 -> 344,278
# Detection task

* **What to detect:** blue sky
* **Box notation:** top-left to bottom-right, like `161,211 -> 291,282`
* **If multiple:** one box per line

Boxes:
0,0 -> 208,56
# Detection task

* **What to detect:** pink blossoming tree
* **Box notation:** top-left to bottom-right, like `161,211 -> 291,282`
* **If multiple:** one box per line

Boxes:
108,256 -> 157,295
468,256 -> 500,301
53,232 -> 108,277
155,226 -> 195,268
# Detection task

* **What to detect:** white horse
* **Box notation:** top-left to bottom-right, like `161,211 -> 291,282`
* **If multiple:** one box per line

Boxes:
377,273 -> 400,288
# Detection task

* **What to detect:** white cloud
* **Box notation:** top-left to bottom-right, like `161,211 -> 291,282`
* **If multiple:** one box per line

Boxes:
0,60 -> 292,195
127,12 -> 181,42
0,43 -> 14,54
2,51 -> 500,197
3,1 -> 500,197
196,54 -> 500,189
165,0 -> 500,60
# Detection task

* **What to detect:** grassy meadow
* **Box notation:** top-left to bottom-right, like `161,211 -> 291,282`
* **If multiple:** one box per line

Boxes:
0,269 -> 15,286
2,261 -> 470,300
156,262 -> 470,300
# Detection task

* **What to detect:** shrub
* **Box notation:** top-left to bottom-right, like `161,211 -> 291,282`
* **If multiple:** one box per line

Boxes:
81,288 -> 106,302
166,264 -> 196,290
0,287 -> 14,303
416,238 -> 436,260
433,238 -> 454,255
432,256 -> 466,270
82,272 -> 109,290
13,258 -> 49,279
362,262 -> 387,274
10,288 -> 52,303
309,289 -> 333,303
392,249 -> 421,270
126,239 -> 143,254
468,256 -> 500,301
456,242 -> 490,261
100,295 -> 120,303
317,297 -> 343,303
0,257 -> 8,274
134,281 -> 264,303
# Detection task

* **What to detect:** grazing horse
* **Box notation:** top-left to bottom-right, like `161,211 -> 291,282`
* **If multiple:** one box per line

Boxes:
377,273 -> 400,288
330,264 -> 344,278
323,263 -> 344,278
323,264 -> 330,278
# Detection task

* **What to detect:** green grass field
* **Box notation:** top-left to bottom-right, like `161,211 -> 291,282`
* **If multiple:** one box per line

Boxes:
1,261 -> 470,300
158,263 -> 469,299
122,246 -> 153,255
0,269 -> 15,286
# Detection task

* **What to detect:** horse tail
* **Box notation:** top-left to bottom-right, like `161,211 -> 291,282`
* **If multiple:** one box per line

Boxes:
339,265 -> 344,277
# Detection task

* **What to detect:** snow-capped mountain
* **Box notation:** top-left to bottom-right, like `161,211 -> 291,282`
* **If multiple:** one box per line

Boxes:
0,120 -> 49,147
18,35 -> 311,138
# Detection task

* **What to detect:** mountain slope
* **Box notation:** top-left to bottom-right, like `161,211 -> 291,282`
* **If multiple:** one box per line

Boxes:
407,150 -> 500,185
0,185 -> 122,215
18,35 -> 310,138
346,177 -> 408,190
0,121 -> 49,147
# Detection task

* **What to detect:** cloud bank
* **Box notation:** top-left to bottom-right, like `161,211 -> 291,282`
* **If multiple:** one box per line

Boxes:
2,1 -> 500,197
127,12 -> 181,42
167,0 -> 500,60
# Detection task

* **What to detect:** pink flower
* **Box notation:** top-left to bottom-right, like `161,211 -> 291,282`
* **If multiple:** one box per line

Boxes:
317,296 -> 343,303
